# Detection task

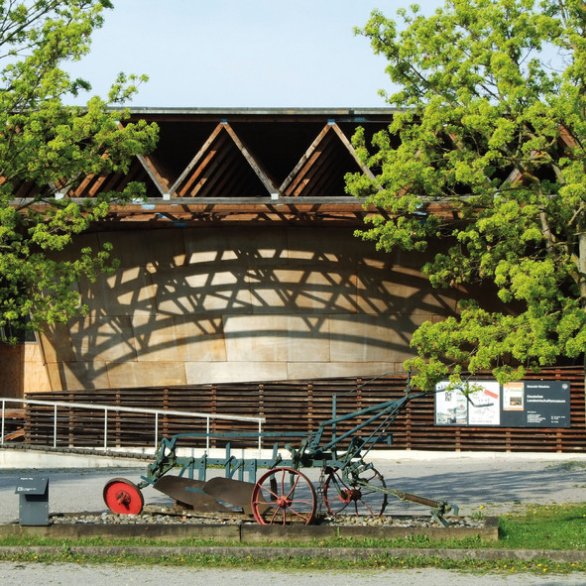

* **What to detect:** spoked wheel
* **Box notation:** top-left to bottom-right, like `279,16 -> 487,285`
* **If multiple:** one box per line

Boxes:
322,465 -> 387,517
103,477 -> 144,515
251,467 -> 317,525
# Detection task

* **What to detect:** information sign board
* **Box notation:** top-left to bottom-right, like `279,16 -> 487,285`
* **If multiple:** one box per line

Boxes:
435,380 -> 570,428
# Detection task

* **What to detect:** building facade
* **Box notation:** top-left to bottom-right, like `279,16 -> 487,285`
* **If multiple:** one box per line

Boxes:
4,109 -> 467,394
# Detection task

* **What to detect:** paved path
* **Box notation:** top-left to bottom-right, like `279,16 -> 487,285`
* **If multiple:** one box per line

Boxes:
2,452 -> 586,522
1,563 -> 586,585
371,453 -> 586,517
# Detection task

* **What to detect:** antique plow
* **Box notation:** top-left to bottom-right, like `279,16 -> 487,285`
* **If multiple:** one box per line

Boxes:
103,387 -> 458,525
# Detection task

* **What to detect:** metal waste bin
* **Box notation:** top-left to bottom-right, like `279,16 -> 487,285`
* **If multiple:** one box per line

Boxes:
15,477 -> 49,526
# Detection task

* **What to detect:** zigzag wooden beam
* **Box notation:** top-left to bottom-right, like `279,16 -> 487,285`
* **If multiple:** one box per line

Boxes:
222,122 -> 279,197
137,153 -> 169,196
117,121 -> 168,197
329,122 -> 376,181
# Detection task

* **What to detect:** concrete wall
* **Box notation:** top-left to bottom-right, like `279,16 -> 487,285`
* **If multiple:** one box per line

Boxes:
38,225 -> 464,391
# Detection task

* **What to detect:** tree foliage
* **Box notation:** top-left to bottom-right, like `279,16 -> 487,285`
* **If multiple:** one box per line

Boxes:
0,0 -> 158,340
347,0 -> 585,388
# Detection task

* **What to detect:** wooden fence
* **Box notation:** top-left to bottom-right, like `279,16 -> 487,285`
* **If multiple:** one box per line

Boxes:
23,366 -> 585,452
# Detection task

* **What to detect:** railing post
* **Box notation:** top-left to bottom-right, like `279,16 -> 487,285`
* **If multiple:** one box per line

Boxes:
103,408 -> 108,450
206,417 -> 210,453
1,399 -> 5,445
331,394 -> 337,444
53,404 -> 57,448
258,419 -> 262,455
154,412 -> 159,449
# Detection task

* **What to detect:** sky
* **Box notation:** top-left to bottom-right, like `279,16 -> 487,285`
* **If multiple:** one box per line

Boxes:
65,0 -> 444,109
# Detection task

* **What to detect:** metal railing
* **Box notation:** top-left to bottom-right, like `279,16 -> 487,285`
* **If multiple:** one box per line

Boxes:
0,397 -> 265,452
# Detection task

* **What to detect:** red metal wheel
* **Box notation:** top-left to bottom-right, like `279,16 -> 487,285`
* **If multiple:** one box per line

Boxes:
103,477 -> 144,515
322,466 -> 387,517
251,467 -> 317,525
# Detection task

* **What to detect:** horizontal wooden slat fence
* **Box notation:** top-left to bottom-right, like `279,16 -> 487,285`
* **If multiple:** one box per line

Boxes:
24,366 -> 585,452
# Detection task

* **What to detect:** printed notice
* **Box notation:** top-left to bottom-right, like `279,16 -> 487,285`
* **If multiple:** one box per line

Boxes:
522,381 -> 570,427
503,382 -> 525,411
468,381 -> 501,425
435,381 -> 468,425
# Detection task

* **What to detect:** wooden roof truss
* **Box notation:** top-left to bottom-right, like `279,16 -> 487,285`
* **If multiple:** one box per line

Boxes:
6,113 -> 391,225
37,118 -> 375,202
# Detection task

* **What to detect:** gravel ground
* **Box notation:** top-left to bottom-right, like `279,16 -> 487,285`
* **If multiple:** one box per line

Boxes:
1,452 -> 586,584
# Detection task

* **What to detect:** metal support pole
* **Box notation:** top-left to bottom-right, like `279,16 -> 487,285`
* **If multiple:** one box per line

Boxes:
1,399 -> 5,445
53,404 -> 57,448
103,408 -> 108,450
258,419 -> 262,455
206,417 -> 210,453
154,412 -> 159,448
331,394 -> 337,444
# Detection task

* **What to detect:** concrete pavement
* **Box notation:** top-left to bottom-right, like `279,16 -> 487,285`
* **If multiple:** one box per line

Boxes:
2,450 -> 586,522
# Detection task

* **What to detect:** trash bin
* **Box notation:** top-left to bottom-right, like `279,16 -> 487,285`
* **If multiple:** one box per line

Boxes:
15,477 -> 49,526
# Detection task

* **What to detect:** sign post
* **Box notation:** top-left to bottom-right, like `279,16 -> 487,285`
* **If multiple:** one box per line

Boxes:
15,477 -> 50,526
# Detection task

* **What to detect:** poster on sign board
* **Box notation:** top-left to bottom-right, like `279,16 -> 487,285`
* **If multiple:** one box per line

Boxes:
435,380 -> 468,425
467,381 -> 501,425
503,382 -> 525,411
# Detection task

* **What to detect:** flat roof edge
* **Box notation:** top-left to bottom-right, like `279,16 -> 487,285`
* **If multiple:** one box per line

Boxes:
121,107 -> 401,116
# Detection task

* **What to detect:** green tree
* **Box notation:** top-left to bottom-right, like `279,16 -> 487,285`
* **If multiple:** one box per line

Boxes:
0,0 -> 157,340
347,0 -> 585,389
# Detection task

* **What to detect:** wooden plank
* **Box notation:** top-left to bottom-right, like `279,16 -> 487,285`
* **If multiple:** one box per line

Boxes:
87,173 -> 110,197
292,146 -> 328,197
111,159 -> 143,192
190,140 -> 237,197
287,147 -> 324,196
4,409 -> 26,418
279,123 -> 332,194
559,125 -> 578,149
138,153 -> 169,195
3,427 -> 24,441
297,138 -> 344,196
330,122 -> 376,180
170,123 -> 226,195
71,173 -> 97,197
178,132 -> 229,196
223,122 -> 278,196
96,170 -> 124,194
71,152 -> 110,197
209,157 -> 252,197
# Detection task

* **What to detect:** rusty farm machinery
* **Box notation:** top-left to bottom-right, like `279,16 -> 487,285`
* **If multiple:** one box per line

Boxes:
103,387 -> 458,526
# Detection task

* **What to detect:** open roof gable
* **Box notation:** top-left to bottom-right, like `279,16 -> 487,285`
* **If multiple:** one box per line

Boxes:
280,122 -> 375,197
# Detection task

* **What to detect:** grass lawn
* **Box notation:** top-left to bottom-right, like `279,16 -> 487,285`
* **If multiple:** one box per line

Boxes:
0,503 -> 585,574
499,503 -> 586,550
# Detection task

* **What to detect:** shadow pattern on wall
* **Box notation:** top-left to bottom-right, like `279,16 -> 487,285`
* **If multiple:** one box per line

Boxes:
41,226 -> 465,391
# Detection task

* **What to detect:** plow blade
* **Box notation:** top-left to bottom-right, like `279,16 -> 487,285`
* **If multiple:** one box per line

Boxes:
202,477 -> 259,515
153,475 -> 259,514
154,476 -> 233,513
